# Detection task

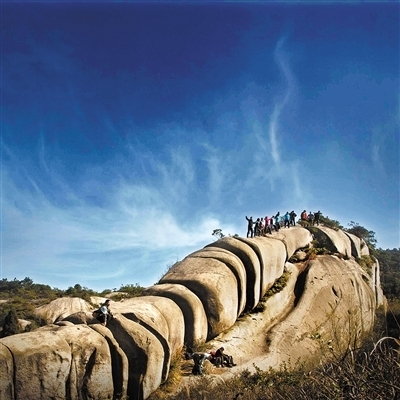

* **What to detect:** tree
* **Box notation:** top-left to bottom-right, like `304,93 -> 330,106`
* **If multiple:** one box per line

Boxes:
1,309 -> 21,338
346,221 -> 377,248
212,229 -> 225,239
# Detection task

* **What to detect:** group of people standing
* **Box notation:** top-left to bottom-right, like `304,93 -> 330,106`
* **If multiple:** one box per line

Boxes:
246,210 -> 322,238
300,210 -> 322,226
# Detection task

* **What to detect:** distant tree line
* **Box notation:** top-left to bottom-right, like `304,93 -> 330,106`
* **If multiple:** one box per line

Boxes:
0,278 -> 144,337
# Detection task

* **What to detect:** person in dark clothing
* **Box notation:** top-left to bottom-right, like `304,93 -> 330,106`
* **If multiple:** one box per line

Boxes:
215,347 -> 236,367
314,210 -> 322,226
289,210 -> 297,226
254,218 -> 261,236
246,216 -> 254,238
185,349 -> 211,375
308,211 -> 314,226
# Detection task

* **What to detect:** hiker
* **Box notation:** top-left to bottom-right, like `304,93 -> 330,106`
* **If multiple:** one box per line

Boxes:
308,211 -> 314,226
185,349 -> 211,375
301,210 -> 308,223
289,210 -> 297,226
95,299 -> 114,326
258,218 -> 264,235
314,210 -> 322,226
246,216 -> 254,238
284,211 -> 290,228
254,218 -> 260,236
264,216 -> 272,234
273,214 -> 280,231
215,347 -> 236,368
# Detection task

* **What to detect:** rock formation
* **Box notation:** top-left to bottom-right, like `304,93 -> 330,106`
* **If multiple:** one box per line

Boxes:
0,225 -> 385,400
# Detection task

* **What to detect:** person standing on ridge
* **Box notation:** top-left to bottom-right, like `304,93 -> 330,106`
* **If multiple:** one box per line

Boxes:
308,211 -> 314,226
314,210 -> 322,226
289,210 -> 297,226
284,211 -> 290,228
246,216 -> 254,238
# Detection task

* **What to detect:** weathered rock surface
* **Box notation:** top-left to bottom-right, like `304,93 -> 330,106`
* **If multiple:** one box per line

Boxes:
308,226 -> 352,258
0,225 -> 385,400
142,283 -> 208,347
262,255 -> 376,369
160,256 -> 238,339
34,297 -> 93,324
205,236 -> 261,310
0,342 -> 13,400
187,247 -> 248,316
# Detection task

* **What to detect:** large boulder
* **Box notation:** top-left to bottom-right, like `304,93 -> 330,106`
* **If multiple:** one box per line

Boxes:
267,226 -> 313,259
90,324 -> 129,400
111,296 -> 184,381
235,237 -> 286,298
205,236 -> 261,311
187,246 -> 247,316
265,255 -> 376,369
37,324 -> 114,400
160,256 -> 238,340
34,297 -> 93,324
142,283 -> 208,347
0,342 -> 13,399
308,226 -> 352,258
0,330 -> 72,400
106,315 -> 164,400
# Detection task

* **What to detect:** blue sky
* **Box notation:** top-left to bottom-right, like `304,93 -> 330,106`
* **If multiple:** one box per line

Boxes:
1,2 -> 399,291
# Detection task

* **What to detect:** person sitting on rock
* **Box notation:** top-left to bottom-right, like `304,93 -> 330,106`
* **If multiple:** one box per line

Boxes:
96,299 -> 114,326
215,347 -> 236,367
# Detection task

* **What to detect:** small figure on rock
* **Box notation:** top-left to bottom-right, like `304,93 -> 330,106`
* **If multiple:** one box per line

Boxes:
246,216 -> 254,238
93,299 -> 115,326
185,348 -> 211,375
289,210 -> 297,226
214,347 -> 236,368
314,210 -> 322,226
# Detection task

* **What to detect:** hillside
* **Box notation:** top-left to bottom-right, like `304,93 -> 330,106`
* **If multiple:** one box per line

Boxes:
0,223 -> 396,400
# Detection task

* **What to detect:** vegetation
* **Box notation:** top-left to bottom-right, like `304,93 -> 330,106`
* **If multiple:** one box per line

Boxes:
0,278 -> 144,336
149,340 -> 399,400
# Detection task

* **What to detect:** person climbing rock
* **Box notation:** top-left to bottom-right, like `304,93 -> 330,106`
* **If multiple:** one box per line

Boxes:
185,348 -> 211,375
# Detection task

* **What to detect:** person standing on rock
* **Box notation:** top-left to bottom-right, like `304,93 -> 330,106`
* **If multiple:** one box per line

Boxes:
284,211 -> 290,228
308,211 -> 314,226
264,216 -> 272,234
289,210 -> 297,226
97,299 -> 114,326
314,210 -> 322,226
246,216 -> 254,238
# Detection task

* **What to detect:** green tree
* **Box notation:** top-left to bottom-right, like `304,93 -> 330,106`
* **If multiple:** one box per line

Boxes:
1,309 -> 21,338
346,221 -> 377,248
212,229 -> 225,239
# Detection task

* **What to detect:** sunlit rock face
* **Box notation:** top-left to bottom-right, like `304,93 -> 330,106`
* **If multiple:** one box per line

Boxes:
142,283 -> 208,347
0,226 -> 385,400
33,297 -> 93,324
160,255 -> 239,340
